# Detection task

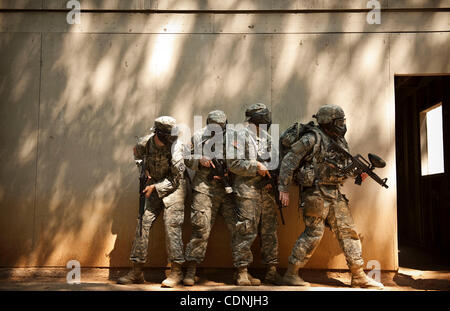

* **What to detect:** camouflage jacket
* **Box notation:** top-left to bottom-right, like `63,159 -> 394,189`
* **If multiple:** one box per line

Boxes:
227,125 -> 278,199
134,133 -> 186,206
185,127 -> 230,196
278,125 -> 354,193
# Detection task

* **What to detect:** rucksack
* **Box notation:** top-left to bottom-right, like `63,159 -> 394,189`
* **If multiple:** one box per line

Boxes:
279,121 -> 324,187
279,121 -> 318,160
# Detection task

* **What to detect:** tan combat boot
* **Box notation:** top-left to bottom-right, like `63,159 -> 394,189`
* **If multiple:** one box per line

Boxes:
282,263 -> 310,286
183,261 -> 197,286
117,263 -> 145,285
235,266 -> 252,286
247,272 -> 261,286
350,266 -> 384,290
161,262 -> 184,288
264,264 -> 283,285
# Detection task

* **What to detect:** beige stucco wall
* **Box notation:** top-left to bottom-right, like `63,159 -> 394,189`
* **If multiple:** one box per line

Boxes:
0,1 -> 449,270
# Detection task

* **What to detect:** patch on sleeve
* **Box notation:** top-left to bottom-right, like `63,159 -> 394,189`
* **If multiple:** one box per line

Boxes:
178,163 -> 186,172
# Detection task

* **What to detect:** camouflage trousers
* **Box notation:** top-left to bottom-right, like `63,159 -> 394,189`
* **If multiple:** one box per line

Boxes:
234,189 -> 279,268
184,191 -> 238,264
129,193 -> 185,264
289,186 -> 364,268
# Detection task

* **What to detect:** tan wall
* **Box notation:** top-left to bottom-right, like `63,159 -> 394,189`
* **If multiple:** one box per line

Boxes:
2,0 -> 450,10
0,2 -> 449,270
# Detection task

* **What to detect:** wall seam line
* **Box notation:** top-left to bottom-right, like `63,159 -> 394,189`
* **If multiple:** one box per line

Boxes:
2,31 -> 450,35
1,8 -> 450,13
32,32 -> 43,252
388,32 -> 398,270
269,34 -> 273,119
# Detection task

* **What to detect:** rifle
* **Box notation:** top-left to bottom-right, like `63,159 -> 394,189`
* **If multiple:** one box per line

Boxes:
206,157 -> 243,219
255,169 -> 286,225
136,159 -> 149,237
328,139 -> 389,189
207,157 -> 234,195
194,133 -> 244,219
247,128 -> 286,225
193,132 -> 234,194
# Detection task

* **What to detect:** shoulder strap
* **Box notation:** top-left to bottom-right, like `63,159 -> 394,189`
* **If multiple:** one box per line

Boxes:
295,121 -> 302,140
311,127 -> 322,153
302,125 -> 322,162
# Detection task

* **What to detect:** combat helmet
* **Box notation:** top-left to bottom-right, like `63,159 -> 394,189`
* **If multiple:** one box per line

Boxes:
313,104 -> 347,137
152,116 -> 179,144
206,110 -> 227,130
245,103 -> 272,127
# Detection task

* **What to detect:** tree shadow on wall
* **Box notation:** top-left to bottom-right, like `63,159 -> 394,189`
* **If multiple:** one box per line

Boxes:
1,9 -> 444,280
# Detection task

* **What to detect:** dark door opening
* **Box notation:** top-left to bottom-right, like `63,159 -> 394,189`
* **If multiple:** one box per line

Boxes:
395,75 -> 450,270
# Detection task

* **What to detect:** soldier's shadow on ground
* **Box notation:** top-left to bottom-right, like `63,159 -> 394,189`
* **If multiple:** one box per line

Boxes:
393,273 -> 450,291
195,269 -> 236,286
143,269 -> 170,284
109,268 -> 169,284
294,270 -> 350,288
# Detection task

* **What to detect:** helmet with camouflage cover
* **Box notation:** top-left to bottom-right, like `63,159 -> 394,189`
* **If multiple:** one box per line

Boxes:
206,110 -> 227,130
313,104 -> 347,137
313,104 -> 345,124
152,116 -> 179,144
245,103 -> 272,127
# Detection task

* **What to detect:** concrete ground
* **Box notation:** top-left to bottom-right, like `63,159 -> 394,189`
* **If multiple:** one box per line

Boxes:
0,266 -> 449,291
1,246 -> 448,291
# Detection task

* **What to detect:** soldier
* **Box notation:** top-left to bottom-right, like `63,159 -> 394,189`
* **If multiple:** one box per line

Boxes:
227,103 -> 283,286
278,104 -> 384,289
117,116 -> 187,288
183,110 -> 239,286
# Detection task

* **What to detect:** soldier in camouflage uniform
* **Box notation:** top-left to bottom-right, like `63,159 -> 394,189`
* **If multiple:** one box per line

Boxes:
117,116 -> 187,288
227,103 -> 283,286
182,110 -> 240,286
278,105 -> 384,289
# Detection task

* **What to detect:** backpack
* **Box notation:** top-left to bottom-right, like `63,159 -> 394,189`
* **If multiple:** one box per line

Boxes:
279,121 -> 318,160
279,121 -> 324,187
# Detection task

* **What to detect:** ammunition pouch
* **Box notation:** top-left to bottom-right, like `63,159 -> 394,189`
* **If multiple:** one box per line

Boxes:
296,165 -> 316,187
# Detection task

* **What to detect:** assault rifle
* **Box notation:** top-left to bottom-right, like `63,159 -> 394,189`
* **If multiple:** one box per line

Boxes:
255,169 -> 286,225
206,157 -> 242,218
192,136 -> 242,218
193,133 -> 234,195
328,139 -> 389,189
207,157 -> 234,195
136,159 -> 153,237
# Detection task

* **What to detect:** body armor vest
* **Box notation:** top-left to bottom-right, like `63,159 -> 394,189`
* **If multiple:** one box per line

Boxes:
297,126 -> 352,186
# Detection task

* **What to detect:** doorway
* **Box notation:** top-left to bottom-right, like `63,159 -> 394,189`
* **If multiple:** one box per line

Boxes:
395,75 -> 450,270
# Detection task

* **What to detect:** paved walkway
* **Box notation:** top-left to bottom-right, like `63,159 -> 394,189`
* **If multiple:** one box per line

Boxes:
0,267 -> 449,291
